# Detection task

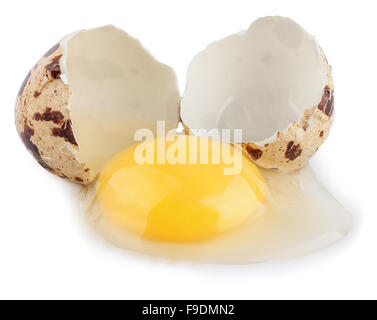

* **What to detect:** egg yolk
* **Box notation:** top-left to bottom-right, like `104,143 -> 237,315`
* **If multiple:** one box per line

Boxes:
96,136 -> 267,242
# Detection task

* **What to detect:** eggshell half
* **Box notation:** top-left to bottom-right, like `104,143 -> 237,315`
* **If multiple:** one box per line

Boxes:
15,44 -> 96,183
15,26 -> 180,184
180,16 -> 334,171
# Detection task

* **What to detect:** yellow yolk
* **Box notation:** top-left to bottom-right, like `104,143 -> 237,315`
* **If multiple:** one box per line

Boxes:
96,136 -> 267,243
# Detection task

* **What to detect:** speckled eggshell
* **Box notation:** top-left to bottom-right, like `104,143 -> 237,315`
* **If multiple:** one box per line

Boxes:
241,54 -> 334,171
181,54 -> 334,171
15,44 -> 96,184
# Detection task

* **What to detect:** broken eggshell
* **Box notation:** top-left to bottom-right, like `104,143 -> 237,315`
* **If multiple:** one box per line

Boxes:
15,26 -> 180,184
16,17 -> 335,185
14,45 -> 94,183
180,16 -> 334,171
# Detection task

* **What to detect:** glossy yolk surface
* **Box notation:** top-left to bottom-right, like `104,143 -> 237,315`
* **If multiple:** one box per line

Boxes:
96,136 -> 267,242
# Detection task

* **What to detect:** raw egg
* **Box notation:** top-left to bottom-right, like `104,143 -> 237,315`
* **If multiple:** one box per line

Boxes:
81,136 -> 351,264
15,16 -> 352,264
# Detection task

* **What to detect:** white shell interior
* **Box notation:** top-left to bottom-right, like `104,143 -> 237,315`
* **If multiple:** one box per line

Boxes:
180,16 -> 328,144
62,26 -> 180,173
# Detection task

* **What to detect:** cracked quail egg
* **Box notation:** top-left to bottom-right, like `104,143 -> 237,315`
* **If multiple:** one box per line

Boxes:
16,16 -> 351,264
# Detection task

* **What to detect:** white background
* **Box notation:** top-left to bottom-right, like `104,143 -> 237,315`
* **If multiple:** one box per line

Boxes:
0,0 -> 375,300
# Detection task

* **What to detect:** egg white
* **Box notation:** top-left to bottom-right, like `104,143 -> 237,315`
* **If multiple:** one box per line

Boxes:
81,166 -> 351,264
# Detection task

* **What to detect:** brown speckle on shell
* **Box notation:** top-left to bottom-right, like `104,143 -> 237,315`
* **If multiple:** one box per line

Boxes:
34,107 -> 64,124
51,120 -> 78,146
33,91 -> 41,98
318,85 -> 334,117
325,95 -> 334,117
46,55 -> 62,79
319,130 -> 324,137
75,177 -> 84,182
285,141 -> 302,161
244,144 -> 263,160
